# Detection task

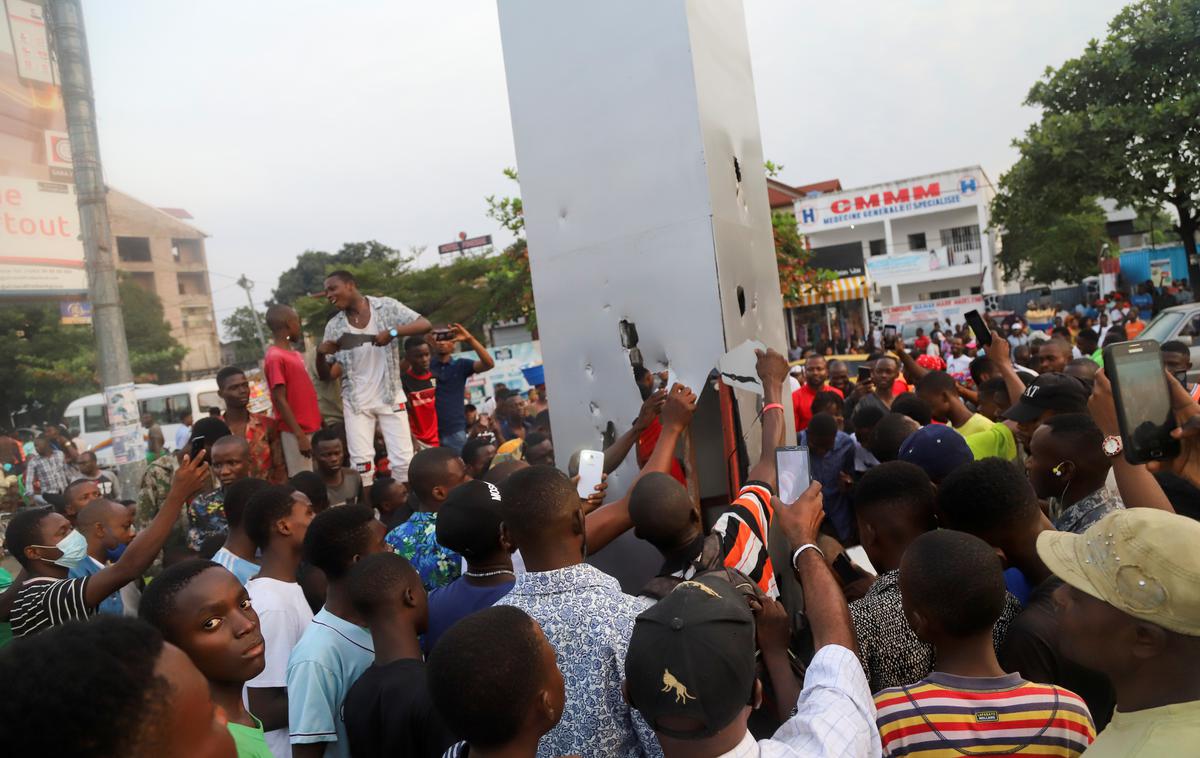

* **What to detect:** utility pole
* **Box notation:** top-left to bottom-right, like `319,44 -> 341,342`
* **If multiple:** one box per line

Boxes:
237,274 -> 268,356
47,0 -> 145,495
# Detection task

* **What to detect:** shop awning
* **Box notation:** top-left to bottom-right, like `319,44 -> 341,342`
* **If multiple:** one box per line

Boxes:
787,275 -> 867,307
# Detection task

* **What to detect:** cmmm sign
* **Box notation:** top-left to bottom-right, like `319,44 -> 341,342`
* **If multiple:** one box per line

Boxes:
796,169 -> 983,231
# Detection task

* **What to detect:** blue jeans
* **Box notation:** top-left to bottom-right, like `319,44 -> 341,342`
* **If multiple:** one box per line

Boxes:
440,429 -> 468,454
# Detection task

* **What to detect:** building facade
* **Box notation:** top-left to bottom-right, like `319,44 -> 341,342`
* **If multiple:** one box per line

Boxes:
795,167 -> 999,311
107,188 -> 220,377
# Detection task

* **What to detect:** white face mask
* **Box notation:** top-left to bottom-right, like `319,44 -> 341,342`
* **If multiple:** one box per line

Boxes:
32,529 -> 88,569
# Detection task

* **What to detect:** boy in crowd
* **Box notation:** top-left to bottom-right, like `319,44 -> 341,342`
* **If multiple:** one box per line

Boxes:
875,529 -> 1095,757
137,417 -> 229,554
1025,413 -> 1124,533
461,435 -> 497,479
23,433 -> 74,503
370,476 -> 411,530
286,505 -> 388,758
430,323 -> 495,453
915,370 -> 993,437
623,481 -> 880,757
265,304 -> 323,476
0,616 -> 238,757
289,470 -> 331,514
4,451 -> 210,637
811,390 -> 845,430
801,412 -> 855,542
140,560 -> 274,757
73,450 -> 120,499
217,366 -> 286,484
792,354 -> 841,433
69,497 -> 138,616
384,447 -> 470,592
316,270 -> 431,486
311,429 -> 361,507
429,606 -> 565,758
245,484 -> 317,758
343,553 -> 457,758
1039,509 -> 1200,756
630,347 -> 789,599
211,477 -> 270,584
425,479 -> 517,654
939,459 -> 1116,728
401,336 -> 440,450
188,435 -> 254,554
58,477 -> 101,526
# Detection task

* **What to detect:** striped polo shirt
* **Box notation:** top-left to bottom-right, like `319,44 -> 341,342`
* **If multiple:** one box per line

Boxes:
875,672 -> 1096,757
676,481 -> 778,598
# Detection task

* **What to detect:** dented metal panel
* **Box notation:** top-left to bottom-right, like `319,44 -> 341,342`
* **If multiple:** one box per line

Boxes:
497,0 -> 791,510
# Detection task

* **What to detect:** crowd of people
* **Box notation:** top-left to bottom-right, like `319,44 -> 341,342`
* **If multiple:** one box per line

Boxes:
1,269 -> 1199,758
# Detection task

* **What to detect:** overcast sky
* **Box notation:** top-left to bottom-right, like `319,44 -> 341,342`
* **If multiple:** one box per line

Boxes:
82,0 -> 1129,335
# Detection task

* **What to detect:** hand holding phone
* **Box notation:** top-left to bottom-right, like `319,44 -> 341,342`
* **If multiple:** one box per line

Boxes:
775,445 -> 811,504
189,435 -> 206,462
575,450 -> 605,498
964,310 -> 992,347
1103,340 -> 1181,463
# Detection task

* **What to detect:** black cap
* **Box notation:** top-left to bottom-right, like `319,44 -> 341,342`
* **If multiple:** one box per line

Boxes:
1002,372 -> 1089,423
435,480 -> 504,558
624,575 -> 756,739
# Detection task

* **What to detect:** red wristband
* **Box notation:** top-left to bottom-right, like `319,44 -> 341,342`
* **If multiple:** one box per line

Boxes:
763,403 -> 784,414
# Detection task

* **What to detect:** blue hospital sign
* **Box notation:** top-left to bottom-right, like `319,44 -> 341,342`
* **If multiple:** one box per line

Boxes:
801,207 -> 816,224
960,177 -> 977,196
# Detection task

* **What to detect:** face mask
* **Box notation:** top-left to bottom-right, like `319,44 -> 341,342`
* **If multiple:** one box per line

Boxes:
35,529 -> 88,569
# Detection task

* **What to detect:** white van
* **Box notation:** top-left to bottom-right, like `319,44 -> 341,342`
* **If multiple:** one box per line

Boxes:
63,380 -> 225,467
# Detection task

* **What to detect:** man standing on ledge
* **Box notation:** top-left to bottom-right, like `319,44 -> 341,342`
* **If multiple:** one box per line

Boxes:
317,270 -> 431,486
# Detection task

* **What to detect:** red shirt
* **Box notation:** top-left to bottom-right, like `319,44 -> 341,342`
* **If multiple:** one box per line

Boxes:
792,383 -> 843,432
401,370 -> 439,446
636,418 -> 686,486
263,346 -> 322,434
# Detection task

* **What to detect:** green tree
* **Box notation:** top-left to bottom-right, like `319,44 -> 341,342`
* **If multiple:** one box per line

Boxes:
482,168 -> 536,330
773,211 -> 838,305
0,278 -> 185,425
993,0 -> 1200,282
222,306 -> 266,366
272,241 -> 398,306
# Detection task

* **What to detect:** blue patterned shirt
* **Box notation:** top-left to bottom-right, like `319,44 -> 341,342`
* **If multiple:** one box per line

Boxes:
323,295 -> 422,414
496,563 -> 663,758
187,488 -> 227,552
385,512 -> 462,592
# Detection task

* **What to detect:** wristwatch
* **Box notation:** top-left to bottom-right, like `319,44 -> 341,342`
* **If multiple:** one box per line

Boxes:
1101,435 -> 1123,458
389,328 -> 399,339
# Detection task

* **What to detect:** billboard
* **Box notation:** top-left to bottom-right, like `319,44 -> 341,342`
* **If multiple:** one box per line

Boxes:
882,294 -> 985,328
796,168 -> 983,232
0,0 -> 87,296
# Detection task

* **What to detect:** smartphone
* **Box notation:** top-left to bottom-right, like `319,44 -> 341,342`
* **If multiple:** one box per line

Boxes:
883,325 -> 898,345
432,329 -> 456,342
337,333 -> 376,349
857,365 -> 872,383
576,449 -> 605,498
964,309 -> 992,347
775,446 -> 811,504
1104,340 -> 1181,464
189,435 -> 206,461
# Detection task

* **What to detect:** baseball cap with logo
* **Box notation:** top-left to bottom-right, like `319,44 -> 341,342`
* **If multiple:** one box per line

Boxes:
1037,508 -> 1200,636
1002,372 -> 1089,423
435,479 -> 505,559
624,574 -> 757,738
898,425 -> 974,483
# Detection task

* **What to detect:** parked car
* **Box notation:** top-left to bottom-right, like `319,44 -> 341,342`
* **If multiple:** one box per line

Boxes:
1138,303 -> 1200,383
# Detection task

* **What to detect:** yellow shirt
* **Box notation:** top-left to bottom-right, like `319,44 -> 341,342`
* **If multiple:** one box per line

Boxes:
965,422 -> 1018,462
1085,700 -> 1200,757
953,413 -> 993,438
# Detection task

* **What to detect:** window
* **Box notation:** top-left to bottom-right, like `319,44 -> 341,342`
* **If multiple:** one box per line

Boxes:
868,239 -> 887,257
939,224 -> 982,265
907,232 -> 926,251
970,286 -> 982,295
177,272 -> 209,296
182,306 -> 213,330
83,404 -> 109,433
172,238 -> 204,265
116,236 -> 152,262
928,288 -> 960,299
197,391 -> 224,415
129,272 -> 157,294
139,393 -> 191,425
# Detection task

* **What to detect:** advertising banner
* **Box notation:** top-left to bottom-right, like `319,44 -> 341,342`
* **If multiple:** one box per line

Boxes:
104,382 -> 145,465
865,247 -> 953,281
0,0 -> 87,296
796,169 -> 982,232
882,295 -> 984,328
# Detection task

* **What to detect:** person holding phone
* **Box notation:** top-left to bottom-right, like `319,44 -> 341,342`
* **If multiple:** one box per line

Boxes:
316,271 -> 432,487
429,323 -> 496,454
792,355 -> 842,433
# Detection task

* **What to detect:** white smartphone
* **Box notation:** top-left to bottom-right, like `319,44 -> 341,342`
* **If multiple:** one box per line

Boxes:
576,449 -> 605,498
775,445 -> 811,504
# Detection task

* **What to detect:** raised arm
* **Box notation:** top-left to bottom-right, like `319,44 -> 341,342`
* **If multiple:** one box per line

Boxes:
451,323 -> 495,373
747,348 -> 791,485
984,331 -> 1028,410
602,389 -> 666,474
585,383 -> 696,553
84,452 -> 211,607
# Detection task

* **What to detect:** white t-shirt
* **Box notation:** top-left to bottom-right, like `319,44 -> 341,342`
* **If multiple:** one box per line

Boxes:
946,354 -> 971,378
246,577 -> 315,758
346,310 -> 390,410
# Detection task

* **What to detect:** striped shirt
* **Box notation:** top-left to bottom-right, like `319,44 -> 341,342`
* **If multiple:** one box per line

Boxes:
670,481 -> 778,598
875,672 -> 1095,757
10,576 -> 94,638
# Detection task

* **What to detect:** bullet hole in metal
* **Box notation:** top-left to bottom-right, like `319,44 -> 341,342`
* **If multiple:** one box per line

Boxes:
733,156 -> 742,184
737,285 -> 746,316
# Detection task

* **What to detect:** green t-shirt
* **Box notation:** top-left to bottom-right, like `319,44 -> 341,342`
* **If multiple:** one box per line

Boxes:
228,716 -> 273,758
965,421 -> 1018,462
0,567 -> 12,648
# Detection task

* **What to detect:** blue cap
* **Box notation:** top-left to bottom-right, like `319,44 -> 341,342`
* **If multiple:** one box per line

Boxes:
898,424 -> 974,483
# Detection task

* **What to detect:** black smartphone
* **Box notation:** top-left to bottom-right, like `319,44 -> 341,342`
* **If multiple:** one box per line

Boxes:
775,446 -> 811,504
432,329 -> 456,342
189,435 -> 206,461
337,333 -> 376,349
1103,340 -> 1181,464
832,553 -> 861,584
857,365 -> 872,383
964,309 -> 992,347
883,325 -> 897,342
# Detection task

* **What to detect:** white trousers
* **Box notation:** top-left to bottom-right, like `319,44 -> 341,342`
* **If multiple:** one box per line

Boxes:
343,402 -> 414,486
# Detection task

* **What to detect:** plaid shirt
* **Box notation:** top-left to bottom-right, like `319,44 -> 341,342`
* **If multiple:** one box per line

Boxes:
226,412 -> 286,484
323,295 -> 422,413
23,450 -> 71,496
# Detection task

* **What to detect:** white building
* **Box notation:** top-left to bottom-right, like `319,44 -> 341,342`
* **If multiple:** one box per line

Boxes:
795,166 -> 1000,310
